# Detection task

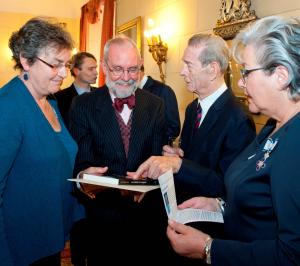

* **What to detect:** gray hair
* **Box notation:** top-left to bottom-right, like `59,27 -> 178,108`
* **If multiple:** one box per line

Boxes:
103,35 -> 141,62
187,33 -> 230,74
232,16 -> 300,101
9,17 -> 74,70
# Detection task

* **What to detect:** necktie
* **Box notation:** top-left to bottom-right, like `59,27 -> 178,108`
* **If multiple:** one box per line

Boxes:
194,103 -> 202,129
113,95 -> 136,113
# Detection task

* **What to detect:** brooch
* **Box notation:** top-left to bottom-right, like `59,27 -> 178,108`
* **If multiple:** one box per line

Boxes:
256,137 -> 278,171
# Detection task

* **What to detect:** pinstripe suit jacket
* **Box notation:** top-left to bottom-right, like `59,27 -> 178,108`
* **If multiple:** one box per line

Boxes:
69,85 -> 165,176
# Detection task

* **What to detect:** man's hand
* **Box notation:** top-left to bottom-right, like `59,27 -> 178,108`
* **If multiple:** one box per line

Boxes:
162,145 -> 184,158
78,166 -> 108,199
127,156 -> 182,180
178,197 -> 219,212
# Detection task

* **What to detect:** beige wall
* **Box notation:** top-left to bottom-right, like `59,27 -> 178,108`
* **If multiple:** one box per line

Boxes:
116,0 -> 300,122
0,11 -> 80,88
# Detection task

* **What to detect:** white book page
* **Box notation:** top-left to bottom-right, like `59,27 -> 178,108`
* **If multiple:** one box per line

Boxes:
158,170 -> 223,224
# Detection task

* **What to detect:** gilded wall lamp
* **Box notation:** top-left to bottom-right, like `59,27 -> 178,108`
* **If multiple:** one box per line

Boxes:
144,19 -> 168,83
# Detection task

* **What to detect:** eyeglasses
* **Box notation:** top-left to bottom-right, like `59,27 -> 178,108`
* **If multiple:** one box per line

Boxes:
106,61 -> 140,77
36,57 -> 71,72
240,67 -> 265,82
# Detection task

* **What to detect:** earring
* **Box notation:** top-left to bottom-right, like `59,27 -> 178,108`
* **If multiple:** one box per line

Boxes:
23,72 -> 29,81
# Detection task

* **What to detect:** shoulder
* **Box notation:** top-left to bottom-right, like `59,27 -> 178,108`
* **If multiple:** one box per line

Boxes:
72,85 -> 108,107
54,85 -> 75,98
136,88 -> 163,104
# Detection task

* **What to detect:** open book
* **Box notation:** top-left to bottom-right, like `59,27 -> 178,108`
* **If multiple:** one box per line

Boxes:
68,174 -> 159,193
82,173 -> 159,185
158,170 -> 224,224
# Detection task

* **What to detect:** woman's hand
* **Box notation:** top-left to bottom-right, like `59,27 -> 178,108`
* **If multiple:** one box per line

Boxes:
167,220 -> 210,259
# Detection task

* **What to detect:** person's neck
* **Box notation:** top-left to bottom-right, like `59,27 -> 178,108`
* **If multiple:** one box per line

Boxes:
197,78 -> 224,100
74,80 -> 90,89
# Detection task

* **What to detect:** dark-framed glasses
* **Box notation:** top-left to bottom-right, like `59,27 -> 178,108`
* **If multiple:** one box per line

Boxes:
36,57 -> 71,72
240,67 -> 265,82
106,61 -> 140,77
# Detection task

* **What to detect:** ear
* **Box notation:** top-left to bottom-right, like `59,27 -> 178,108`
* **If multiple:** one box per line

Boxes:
208,61 -> 219,81
275,65 -> 289,90
73,67 -> 79,76
19,54 -> 30,71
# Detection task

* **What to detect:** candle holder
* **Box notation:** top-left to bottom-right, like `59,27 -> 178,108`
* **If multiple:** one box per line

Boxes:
146,34 -> 168,83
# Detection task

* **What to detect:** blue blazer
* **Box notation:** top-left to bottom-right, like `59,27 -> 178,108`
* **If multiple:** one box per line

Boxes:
213,116 -> 300,265
175,89 -> 256,201
142,76 -> 181,142
0,77 -> 84,266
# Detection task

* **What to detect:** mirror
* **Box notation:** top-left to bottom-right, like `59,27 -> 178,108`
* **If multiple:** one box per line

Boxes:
116,16 -> 142,56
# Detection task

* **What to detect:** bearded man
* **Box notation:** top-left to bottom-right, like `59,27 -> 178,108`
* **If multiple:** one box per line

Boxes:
68,35 -> 167,266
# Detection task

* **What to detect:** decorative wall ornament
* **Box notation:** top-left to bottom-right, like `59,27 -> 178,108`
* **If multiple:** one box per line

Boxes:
213,0 -> 257,40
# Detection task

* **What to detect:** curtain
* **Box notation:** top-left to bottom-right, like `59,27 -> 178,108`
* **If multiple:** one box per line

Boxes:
79,0 -> 102,51
98,0 -> 115,86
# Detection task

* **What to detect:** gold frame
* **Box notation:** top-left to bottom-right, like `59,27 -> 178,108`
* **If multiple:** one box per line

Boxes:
116,16 -> 142,56
214,1 -> 257,98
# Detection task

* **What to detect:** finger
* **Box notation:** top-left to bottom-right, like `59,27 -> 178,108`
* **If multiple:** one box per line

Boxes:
168,219 -> 189,234
178,197 -> 199,209
131,158 -> 153,179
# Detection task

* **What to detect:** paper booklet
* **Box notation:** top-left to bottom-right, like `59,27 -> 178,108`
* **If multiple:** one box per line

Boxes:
158,170 -> 224,224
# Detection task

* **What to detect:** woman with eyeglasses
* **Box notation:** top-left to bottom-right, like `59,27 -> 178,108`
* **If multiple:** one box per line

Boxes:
0,17 -> 86,266
166,16 -> 300,266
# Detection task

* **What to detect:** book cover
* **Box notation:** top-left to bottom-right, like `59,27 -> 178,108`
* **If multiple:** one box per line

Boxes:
83,173 -> 159,186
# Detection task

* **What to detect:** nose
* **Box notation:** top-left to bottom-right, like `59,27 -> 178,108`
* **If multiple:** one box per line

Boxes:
121,70 -> 131,81
58,66 -> 68,78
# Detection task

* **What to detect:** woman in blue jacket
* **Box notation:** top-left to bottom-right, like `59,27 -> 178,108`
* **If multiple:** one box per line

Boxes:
0,17 -> 86,266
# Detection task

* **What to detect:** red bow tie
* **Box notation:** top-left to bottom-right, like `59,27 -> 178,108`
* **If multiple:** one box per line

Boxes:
113,95 -> 136,113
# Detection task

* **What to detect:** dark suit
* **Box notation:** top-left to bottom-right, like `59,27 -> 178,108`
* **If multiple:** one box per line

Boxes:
142,76 -> 180,143
176,89 -> 256,201
54,84 -> 96,127
213,117 -> 300,265
69,86 -> 168,265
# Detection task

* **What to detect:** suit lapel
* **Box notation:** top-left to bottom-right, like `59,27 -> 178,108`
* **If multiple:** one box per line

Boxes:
95,87 -> 127,160
127,89 -> 149,166
195,89 -> 231,139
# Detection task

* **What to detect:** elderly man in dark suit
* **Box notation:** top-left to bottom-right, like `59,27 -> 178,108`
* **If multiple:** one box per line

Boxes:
129,33 -> 256,266
69,36 -> 167,266
131,33 -> 255,200
139,65 -> 181,144
55,52 -> 98,127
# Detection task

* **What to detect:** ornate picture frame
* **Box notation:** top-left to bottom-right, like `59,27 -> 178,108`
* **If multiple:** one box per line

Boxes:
116,16 -> 142,56
213,0 -> 257,99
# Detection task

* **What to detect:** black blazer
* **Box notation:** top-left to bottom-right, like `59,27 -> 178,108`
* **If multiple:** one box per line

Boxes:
69,86 -> 165,176
55,84 -> 97,127
176,89 -> 256,201
142,76 -> 180,142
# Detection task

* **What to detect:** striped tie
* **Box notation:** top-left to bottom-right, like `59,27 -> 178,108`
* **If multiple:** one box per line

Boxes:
194,103 -> 202,129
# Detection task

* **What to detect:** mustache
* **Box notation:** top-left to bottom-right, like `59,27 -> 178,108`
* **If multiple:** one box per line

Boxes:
114,79 -> 136,86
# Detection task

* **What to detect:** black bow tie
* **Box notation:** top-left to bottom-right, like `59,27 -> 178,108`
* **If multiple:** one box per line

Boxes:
113,95 -> 136,113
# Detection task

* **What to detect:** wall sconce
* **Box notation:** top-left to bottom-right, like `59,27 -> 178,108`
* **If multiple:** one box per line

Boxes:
144,22 -> 168,83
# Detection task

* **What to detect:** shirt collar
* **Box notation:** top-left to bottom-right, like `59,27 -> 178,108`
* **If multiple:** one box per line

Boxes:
198,83 -> 227,115
139,75 -> 148,89
73,82 -> 91,95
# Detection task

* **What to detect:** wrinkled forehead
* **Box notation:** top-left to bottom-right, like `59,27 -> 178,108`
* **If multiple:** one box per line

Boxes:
108,43 -> 140,66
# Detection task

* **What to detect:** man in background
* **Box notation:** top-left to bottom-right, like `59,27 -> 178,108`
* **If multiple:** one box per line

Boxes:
139,65 -> 181,144
55,51 -> 98,126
